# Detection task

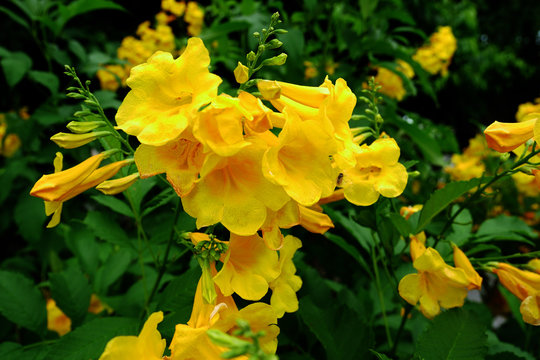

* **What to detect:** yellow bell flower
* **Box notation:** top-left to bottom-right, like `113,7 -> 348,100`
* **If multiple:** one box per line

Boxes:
233,62 -> 249,84
492,262 -> 540,326
135,138 -> 204,197
369,66 -> 407,101
193,95 -> 252,157
116,38 -> 221,146
298,204 -> 334,234
99,312 -> 166,360
269,235 -> 303,318
2,133 -> 21,157
452,244 -> 482,290
260,201 -> 300,250
47,299 -> 71,336
516,99 -> 540,122
182,138 -> 290,236
214,233 -> 279,300
340,137 -> 408,206
262,107 -> 338,206
96,173 -> 140,195
409,232 -> 426,262
97,64 -> 127,91
484,114 -> 539,153
237,91 -> 274,134
398,247 -> 470,318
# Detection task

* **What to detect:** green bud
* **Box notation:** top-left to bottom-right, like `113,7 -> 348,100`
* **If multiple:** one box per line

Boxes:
253,32 -> 260,37
407,170 -> 421,178
247,51 -> 256,62
83,100 -> 100,109
272,29 -> 288,34
500,152 -> 511,161
258,45 -> 265,52
206,329 -> 250,348
197,257 -> 217,304
261,53 -> 287,66
66,93 -> 86,99
271,12 -> 280,21
375,114 -> 384,124
265,39 -> 283,49
73,110 -> 94,117
66,87 -> 79,92
66,120 -> 106,134
220,346 -> 251,359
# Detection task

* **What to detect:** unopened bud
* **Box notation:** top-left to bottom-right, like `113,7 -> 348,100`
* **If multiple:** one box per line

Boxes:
266,39 -> 283,49
66,120 -> 106,133
67,93 -> 86,99
233,62 -> 250,84
246,51 -> 256,62
96,172 -> 139,195
261,53 -> 287,66
50,131 -> 111,149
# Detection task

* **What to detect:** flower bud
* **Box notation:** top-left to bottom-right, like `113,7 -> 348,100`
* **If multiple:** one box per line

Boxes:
246,51 -> 256,62
66,120 -> 106,134
50,131 -> 111,149
266,39 -> 283,49
233,62 -> 250,84
261,53 -> 287,66
96,173 -> 139,195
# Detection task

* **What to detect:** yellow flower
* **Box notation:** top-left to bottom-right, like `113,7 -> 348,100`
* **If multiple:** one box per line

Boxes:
234,62 -> 250,84
493,262 -> 540,326
398,247 -> 470,318
96,173 -> 140,195
88,294 -> 111,314
182,138 -> 289,235
484,113 -> 539,152
169,276 -> 278,359
340,137 -> 408,206
184,2 -> 204,36
116,38 -> 221,146
400,204 -> 423,220
409,232 -> 426,262
269,235 -> 302,318
368,61 -> 413,101
260,201 -> 300,250
214,233 -> 280,300
413,26 -> 457,76
512,172 -> 540,198
162,0 -> 186,16
298,204 -> 334,234
237,91 -> 274,134
304,61 -> 318,80
262,107 -> 337,206
97,65 -> 127,91
516,98 -> 540,122
193,95 -> 251,157
135,138 -> 204,197
452,244 -> 482,290
99,312 -> 166,360
47,299 -> 71,336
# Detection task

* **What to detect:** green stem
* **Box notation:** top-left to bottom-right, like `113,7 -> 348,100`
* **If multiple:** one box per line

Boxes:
372,248 -> 393,349
390,304 -> 412,356
141,199 -> 182,322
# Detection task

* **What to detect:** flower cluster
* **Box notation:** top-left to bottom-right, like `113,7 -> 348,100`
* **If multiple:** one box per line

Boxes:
368,60 -> 414,101
445,134 -> 491,181
413,26 -> 457,76
516,97 -> 540,122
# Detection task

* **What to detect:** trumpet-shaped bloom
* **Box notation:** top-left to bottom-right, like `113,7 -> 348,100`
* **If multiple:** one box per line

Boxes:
493,262 -> 540,326
398,247 -> 470,318
260,201 -> 300,250
50,131 -> 110,149
99,312 -> 166,360
452,244 -> 482,290
182,138 -> 290,235
340,137 -> 408,206
262,107 -> 338,206
238,91 -> 274,134
170,276 -> 278,359
43,153 -> 64,228
484,114 -> 539,153
193,95 -> 251,157
409,232 -> 426,261
269,235 -> 303,318
116,38 -> 221,146
298,205 -> 334,234
135,138 -> 204,197
214,233 -> 279,300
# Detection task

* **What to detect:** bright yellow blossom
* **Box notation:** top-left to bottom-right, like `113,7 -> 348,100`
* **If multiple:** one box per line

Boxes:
214,233 -> 279,300
116,38 -> 221,146
409,232 -> 426,261
96,173 -> 140,195
528,259 -> 540,274
398,247 -> 470,318
99,312 -> 166,360
484,113 -> 539,153
262,107 -> 337,206
298,204 -> 334,234
97,65 -> 128,91
452,244 -> 482,290
269,235 -> 303,318
234,62 -> 250,84
413,26 -> 457,76
162,0 -> 186,16
516,98 -> 540,122
2,133 -> 21,157
368,60 -> 414,101
184,2 -> 204,36
340,137 -> 408,206
493,262 -> 540,326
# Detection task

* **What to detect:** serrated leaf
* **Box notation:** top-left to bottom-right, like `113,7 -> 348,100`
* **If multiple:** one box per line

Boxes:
1,51 -> 32,87
415,178 -> 484,233
388,212 -> 412,237
14,192 -> 46,243
0,271 -> 47,334
141,187 -> 176,217
325,207 -> 373,252
125,177 -> 157,216
324,233 -> 370,275
83,211 -> 130,246
91,195 -> 133,217
28,71 -> 59,95
415,309 -> 487,360
476,215 -> 536,241
486,331 -> 534,360
49,268 -> 92,326
158,266 -> 200,313
44,317 -> 138,360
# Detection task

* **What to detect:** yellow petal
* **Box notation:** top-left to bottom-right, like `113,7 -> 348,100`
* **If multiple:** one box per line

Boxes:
520,294 -> 540,326
398,273 -> 422,305
233,62 -> 249,84
484,119 -> 535,153
452,244 -> 482,290
96,173 -> 139,195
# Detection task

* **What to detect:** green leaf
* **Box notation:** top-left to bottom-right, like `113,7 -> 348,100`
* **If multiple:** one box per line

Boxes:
28,71 -> 59,95
44,317 -> 138,360
49,268 -> 92,326
158,266 -> 200,313
14,192 -> 46,243
83,211 -> 130,246
415,309 -> 487,360
369,349 -> 393,360
0,271 -> 47,334
0,6 -> 30,31
325,207 -> 373,252
498,286 -> 525,330
299,296 -> 372,360
1,51 -> 32,87
54,0 -> 125,35
415,178 -> 484,233
486,331 -> 534,360
91,195 -> 133,217
475,215 -> 536,243
125,177 -> 157,216
1,342 -> 50,360
141,187 -> 176,217
94,250 -> 133,294
388,212 -> 412,237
